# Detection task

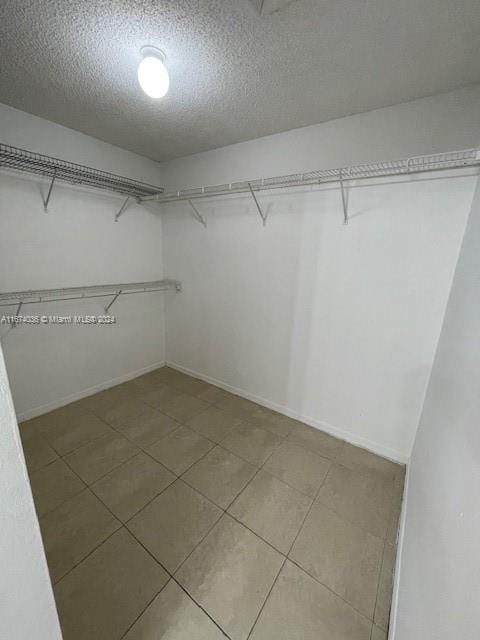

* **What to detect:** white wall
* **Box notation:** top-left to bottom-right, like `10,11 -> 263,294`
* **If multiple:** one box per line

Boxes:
159,85 -> 480,190
0,104 -> 167,419
393,176 -> 480,638
0,345 -> 62,640
160,86 -> 480,461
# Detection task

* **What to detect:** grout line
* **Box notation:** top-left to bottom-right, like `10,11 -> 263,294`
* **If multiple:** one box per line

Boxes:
25,369 -> 236,630
286,555 -> 374,624
49,508 -> 123,586
125,518 -> 232,639
247,556 -> 287,639
244,430 -> 335,638
27,367 -> 396,637
117,580 -> 171,640
371,539 -> 387,635
168,576 -> 232,640
286,461 -> 384,624
244,455 -> 374,634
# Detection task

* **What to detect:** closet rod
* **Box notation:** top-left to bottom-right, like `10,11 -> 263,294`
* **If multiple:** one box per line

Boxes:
0,280 -> 182,309
141,147 -> 480,205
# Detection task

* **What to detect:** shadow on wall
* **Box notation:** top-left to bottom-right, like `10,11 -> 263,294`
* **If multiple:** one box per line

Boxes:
163,172 -> 474,461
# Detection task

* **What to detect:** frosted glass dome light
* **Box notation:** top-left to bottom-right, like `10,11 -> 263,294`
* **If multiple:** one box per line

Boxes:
138,48 -> 169,99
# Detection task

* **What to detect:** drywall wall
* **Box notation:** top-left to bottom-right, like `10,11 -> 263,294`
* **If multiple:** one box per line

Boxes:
160,85 -> 480,189
393,179 -> 480,638
160,86 -> 480,461
0,345 -> 62,640
0,104 -> 167,418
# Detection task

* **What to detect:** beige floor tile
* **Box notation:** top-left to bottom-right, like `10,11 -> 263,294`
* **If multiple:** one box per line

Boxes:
20,430 -> 58,472
316,463 -> 394,539
290,502 -> 383,619
229,470 -> 312,554
91,453 -> 175,522
196,385 -> 228,404
374,543 -> 396,630
172,375 -> 212,397
248,407 -> 298,438
371,625 -> 388,640
95,395 -> 151,428
215,393 -> 260,419
38,410 -> 113,455
154,366 -> 188,385
64,432 -> 139,484
264,441 -> 331,498
29,459 -> 85,517
186,405 -> 243,443
114,407 -> 179,448
135,384 -> 183,410
40,489 -> 121,582
127,480 -> 221,573
123,579 -> 226,640
222,423 -> 282,466
73,387 -> 126,414
111,379 -> 146,396
54,528 -> 168,640
18,417 -> 42,440
287,423 -> 344,459
250,560 -> 371,640
337,442 -> 405,483
183,446 -> 257,509
176,514 -> 283,640
130,369 -> 167,390
162,392 -> 210,423
146,426 -> 214,475
21,403 -> 87,433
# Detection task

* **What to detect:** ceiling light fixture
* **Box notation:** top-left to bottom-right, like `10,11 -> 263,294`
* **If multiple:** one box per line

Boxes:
138,46 -> 169,99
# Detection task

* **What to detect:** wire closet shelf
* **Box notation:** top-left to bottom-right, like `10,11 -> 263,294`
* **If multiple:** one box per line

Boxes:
141,148 -> 480,205
0,143 -> 164,200
0,280 -> 182,310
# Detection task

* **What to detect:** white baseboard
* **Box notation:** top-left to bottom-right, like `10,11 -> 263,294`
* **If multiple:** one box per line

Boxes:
16,360 -> 165,422
167,360 -> 409,464
388,462 -> 410,639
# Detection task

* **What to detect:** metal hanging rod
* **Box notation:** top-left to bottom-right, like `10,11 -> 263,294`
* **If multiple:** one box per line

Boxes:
141,148 -> 480,224
0,280 -> 182,311
0,143 -> 164,205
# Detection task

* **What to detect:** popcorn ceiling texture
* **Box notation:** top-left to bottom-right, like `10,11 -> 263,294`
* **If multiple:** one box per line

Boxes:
0,0 -> 479,162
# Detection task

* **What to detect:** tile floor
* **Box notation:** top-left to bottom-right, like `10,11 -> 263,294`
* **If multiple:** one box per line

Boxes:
20,366 -> 405,640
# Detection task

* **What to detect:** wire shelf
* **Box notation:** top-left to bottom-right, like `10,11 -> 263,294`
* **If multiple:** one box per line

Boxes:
0,280 -> 181,308
0,144 -> 164,200
143,148 -> 480,205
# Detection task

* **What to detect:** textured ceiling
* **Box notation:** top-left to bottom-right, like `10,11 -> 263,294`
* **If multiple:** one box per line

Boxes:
0,0 -> 479,162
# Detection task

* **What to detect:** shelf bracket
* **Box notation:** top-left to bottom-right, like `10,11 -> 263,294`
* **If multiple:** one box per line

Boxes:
104,290 -> 122,313
43,171 -> 56,212
115,197 -> 132,222
187,200 -> 207,227
340,169 -> 348,225
12,301 -> 23,329
248,182 -> 267,226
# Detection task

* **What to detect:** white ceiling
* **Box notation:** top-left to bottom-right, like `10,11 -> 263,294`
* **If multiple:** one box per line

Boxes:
0,0 -> 479,162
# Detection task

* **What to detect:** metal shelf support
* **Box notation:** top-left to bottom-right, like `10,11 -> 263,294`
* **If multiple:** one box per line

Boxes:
104,290 -> 122,313
115,197 -> 132,222
141,149 -> 480,231
339,169 -> 348,225
248,182 -> 267,226
188,200 -> 207,227
43,171 -> 57,212
11,301 -> 23,329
